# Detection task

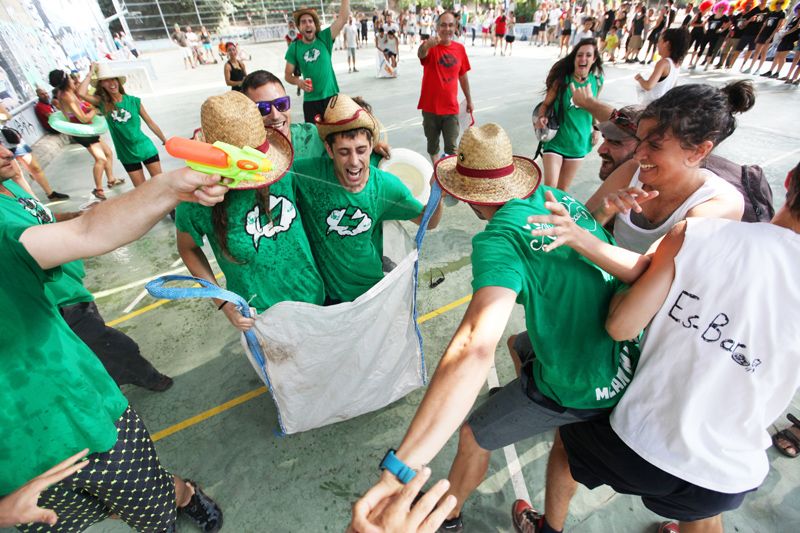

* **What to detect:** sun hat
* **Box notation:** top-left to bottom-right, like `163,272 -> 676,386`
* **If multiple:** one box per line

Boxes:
596,105 -> 644,141
293,8 -> 322,34
315,94 -> 382,145
200,91 -> 293,189
90,63 -> 127,88
435,123 -> 541,206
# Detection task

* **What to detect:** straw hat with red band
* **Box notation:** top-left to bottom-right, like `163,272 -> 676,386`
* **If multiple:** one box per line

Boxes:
314,94 -> 383,144
435,123 -> 541,206
201,90 -> 293,189
293,8 -> 322,34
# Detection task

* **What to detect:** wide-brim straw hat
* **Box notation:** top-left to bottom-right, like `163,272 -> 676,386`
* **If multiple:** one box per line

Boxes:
201,91 -> 293,189
315,94 -> 383,145
435,123 -> 541,206
90,63 -> 127,88
293,8 -> 322,34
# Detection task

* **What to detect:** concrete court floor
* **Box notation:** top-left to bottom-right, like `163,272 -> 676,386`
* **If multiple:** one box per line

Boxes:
6,37 -> 800,533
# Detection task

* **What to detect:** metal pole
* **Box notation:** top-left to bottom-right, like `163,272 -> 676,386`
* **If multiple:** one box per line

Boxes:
319,0 -> 325,25
154,0 -> 171,39
110,0 -> 133,37
192,0 -> 203,25
260,0 -> 268,26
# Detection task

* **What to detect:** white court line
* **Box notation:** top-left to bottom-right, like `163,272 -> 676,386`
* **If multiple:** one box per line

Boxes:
760,146 -> 800,168
487,365 -> 532,504
122,257 -> 186,313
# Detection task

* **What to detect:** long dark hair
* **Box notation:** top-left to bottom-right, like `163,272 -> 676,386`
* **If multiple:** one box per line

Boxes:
640,80 -> 755,149
48,69 -> 70,94
94,78 -> 128,114
545,39 -> 603,107
211,188 -> 272,264
788,161 -> 800,219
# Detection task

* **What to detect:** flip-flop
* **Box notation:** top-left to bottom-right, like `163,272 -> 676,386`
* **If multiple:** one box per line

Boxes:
772,414 -> 800,458
107,177 -> 126,188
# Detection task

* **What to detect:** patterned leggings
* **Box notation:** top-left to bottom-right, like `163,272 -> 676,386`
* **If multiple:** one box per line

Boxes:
17,406 -> 176,533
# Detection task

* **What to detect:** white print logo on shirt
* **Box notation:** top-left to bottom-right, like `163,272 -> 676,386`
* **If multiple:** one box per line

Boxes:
595,346 -> 635,401
667,290 -> 762,373
523,194 -> 597,252
110,108 -> 132,123
303,48 -> 321,63
244,195 -> 296,250
326,206 -> 372,237
17,197 -> 54,224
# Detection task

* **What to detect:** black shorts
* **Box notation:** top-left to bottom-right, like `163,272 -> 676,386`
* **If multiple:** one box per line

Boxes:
383,49 -> 397,58
16,406 -> 176,533
735,32 -> 758,51
755,31 -> 772,45
72,135 -> 100,147
420,33 -> 430,40
778,36 -> 798,52
505,35 -> 516,43
560,418 -> 755,522
303,96 -> 332,124
495,32 -> 505,38
689,30 -> 706,51
122,153 -> 160,172
542,148 -> 584,160
561,29 -> 572,36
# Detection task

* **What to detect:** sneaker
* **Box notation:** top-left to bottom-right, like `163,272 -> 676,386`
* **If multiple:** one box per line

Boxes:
180,480 -> 223,533
511,500 -> 543,533
438,514 -> 464,532
770,72 -> 780,79
741,67 -> 751,74
47,191 -> 70,200
92,188 -> 106,200
657,522 -> 680,533
134,372 -> 174,392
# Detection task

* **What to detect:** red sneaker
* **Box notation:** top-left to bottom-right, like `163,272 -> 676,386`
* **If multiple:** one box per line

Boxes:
657,522 -> 680,533
511,499 -> 544,533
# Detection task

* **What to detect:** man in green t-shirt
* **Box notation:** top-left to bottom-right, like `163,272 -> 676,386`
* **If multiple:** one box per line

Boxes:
284,1 -> 350,123
293,94 -> 444,304
0,144 -> 225,532
350,124 -> 640,533
0,175 -> 172,391
241,69 -> 391,162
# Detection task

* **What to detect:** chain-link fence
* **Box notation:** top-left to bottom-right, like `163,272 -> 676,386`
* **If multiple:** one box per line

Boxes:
100,1 -> 381,41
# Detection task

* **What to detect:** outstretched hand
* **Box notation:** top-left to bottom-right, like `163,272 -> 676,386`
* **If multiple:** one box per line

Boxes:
570,82 -> 595,109
527,190 -> 588,252
600,186 -> 659,217
0,449 -> 90,528
349,467 -> 456,533
164,167 -> 229,207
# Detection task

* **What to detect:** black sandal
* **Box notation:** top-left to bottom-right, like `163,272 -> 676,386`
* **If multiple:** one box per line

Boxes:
772,414 -> 800,458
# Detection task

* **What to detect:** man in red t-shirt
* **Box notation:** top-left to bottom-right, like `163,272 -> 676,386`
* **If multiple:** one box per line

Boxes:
494,11 -> 507,55
417,11 -> 473,163
33,87 -> 58,134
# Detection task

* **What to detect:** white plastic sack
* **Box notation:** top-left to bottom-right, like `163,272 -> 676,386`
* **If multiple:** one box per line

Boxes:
241,221 -> 425,434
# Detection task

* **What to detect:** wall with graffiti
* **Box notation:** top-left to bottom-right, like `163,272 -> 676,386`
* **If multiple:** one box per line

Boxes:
0,0 -> 109,110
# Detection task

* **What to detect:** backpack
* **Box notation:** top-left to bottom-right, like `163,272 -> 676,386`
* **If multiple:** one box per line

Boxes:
702,154 -> 775,223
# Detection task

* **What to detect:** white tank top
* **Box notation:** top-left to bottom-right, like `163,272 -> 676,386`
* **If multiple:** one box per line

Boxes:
613,168 -> 739,254
637,57 -> 678,104
610,218 -> 800,493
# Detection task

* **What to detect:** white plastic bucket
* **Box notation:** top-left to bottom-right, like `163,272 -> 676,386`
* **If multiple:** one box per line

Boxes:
379,148 -> 432,205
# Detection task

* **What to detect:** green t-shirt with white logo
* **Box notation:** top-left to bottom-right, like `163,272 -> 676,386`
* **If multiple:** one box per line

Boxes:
285,27 -> 340,102
293,156 -> 423,303
0,223 -> 127,496
471,186 -> 639,410
0,181 -> 93,307
104,94 -> 159,164
175,173 -> 325,312
542,73 -> 603,159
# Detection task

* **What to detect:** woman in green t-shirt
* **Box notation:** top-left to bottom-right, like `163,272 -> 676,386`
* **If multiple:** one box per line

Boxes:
535,38 -> 604,191
78,63 -> 167,187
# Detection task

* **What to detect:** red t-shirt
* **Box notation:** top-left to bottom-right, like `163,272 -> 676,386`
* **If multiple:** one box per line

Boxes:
34,101 -> 57,133
418,42 -> 471,115
495,16 -> 507,35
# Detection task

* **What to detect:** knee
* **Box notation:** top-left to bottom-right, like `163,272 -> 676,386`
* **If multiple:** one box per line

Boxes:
458,422 -> 486,454
507,334 -> 518,353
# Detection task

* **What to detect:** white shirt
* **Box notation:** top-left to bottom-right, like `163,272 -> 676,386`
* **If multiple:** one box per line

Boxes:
548,8 -> 563,26
344,23 -> 358,47
636,57 -> 680,104
611,218 -> 800,493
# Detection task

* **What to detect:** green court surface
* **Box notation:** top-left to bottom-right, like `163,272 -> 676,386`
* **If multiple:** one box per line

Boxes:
6,39 -> 799,532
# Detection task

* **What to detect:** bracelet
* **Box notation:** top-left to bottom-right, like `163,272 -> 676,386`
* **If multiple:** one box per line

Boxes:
217,301 -> 229,311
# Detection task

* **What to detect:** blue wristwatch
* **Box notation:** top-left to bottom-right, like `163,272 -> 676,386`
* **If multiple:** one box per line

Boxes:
380,449 -> 417,484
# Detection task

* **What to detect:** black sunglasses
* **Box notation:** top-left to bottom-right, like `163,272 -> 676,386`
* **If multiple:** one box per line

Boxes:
257,96 -> 291,116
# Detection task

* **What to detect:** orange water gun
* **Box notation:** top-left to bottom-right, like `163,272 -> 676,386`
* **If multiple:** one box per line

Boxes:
165,137 -> 274,189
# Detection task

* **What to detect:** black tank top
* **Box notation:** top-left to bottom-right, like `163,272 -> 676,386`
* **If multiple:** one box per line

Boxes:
228,61 -> 245,92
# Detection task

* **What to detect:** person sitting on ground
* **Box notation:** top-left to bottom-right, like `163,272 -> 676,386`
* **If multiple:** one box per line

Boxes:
293,94 -> 444,304
33,87 -> 59,134
511,159 -> 800,533
0,144 -> 225,533
350,123 -> 641,533
176,91 -> 321,331
585,81 -> 752,254
241,70 -> 392,163
635,27 -> 690,104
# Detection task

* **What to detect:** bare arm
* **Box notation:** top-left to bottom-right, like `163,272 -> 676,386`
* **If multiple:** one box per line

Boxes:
224,62 -> 236,87
352,287 -> 518,530
284,61 -> 309,92
411,195 -> 444,230
75,66 -> 101,107
139,103 -> 167,144
570,82 -> 614,122
458,73 -> 473,113
585,159 -> 641,222
61,92 -> 95,124
685,191 -> 745,221
417,34 -> 440,59
20,168 -> 227,270
606,221 -> 685,340
636,58 -> 669,90
330,0 -> 350,39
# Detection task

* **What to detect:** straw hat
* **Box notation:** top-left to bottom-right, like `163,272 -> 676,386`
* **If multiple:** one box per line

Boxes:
90,63 -> 126,88
435,124 -> 541,206
293,8 -> 322,34
315,94 -> 382,145
201,91 -> 293,189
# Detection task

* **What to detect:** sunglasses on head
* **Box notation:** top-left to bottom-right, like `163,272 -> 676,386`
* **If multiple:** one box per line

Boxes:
609,109 -> 639,137
257,96 -> 291,116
